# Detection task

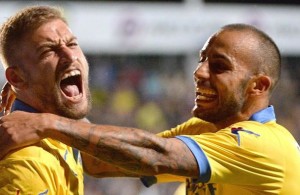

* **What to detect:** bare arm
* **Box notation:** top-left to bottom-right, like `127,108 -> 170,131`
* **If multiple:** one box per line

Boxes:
81,152 -> 140,177
80,118 -> 140,177
0,111 -> 199,177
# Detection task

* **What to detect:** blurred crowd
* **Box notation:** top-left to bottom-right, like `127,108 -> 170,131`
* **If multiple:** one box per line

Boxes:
83,54 -> 300,195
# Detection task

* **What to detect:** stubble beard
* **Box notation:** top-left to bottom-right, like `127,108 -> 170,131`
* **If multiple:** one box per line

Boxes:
56,85 -> 92,120
192,75 -> 249,124
38,83 -> 92,120
192,90 -> 244,124
55,91 -> 92,120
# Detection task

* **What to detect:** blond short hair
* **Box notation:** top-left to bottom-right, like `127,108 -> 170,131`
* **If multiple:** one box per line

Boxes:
0,5 -> 67,69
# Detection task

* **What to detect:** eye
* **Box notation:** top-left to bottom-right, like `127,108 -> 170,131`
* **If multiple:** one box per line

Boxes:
210,61 -> 230,74
39,48 -> 54,58
68,41 -> 79,48
198,55 -> 207,63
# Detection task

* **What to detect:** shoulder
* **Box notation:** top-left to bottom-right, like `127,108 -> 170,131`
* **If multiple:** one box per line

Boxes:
0,145 -> 59,193
159,117 -> 217,138
3,139 -> 61,163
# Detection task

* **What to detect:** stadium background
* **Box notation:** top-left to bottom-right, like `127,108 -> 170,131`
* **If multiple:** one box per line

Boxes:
0,0 -> 299,194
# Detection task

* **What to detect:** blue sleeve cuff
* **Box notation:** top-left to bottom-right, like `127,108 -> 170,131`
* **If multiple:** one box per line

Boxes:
140,135 -> 211,187
176,135 -> 211,183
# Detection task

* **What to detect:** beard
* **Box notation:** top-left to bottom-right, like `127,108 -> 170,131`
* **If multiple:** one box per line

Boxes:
192,96 -> 242,123
55,90 -> 92,120
34,82 -> 92,120
192,82 -> 247,124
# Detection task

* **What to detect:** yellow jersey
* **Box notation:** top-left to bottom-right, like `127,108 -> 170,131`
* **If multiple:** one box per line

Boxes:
142,106 -> 300,194
0,99 -> 83,195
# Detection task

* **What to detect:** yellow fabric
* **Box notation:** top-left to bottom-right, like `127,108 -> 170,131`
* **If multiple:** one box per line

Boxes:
152,117 -> 216,184
157,118 -> 300,194
158,117 -> 217,137
0,138 -> 83,195
155,174 -> 186,183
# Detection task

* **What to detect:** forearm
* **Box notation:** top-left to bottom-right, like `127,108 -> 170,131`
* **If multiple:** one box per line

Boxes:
44,113 -> 198,177
81,152 -> 140,177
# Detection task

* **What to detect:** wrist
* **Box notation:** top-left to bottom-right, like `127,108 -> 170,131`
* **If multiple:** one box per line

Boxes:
40,113 -> 57,138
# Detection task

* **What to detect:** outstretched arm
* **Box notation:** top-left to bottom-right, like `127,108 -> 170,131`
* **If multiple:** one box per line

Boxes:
81,152 -> 141,177
80,118 -> 142,177
0,111 -> 198,177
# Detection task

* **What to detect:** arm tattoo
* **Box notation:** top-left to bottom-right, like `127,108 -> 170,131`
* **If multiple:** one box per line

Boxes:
54,117 -> 197,176
56,117 -> 91,148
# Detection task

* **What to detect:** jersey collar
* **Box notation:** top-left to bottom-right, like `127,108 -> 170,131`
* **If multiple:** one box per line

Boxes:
11,99 -> 39,113
249,105 -> 276,123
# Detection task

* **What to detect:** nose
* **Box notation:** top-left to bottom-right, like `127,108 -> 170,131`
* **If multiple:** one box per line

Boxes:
193,60 -> 210,82
59,46 -> 78,65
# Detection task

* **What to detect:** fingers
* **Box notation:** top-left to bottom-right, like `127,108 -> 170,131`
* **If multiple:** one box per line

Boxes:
4,93 -> 16,115
1,82 -> 10,111
0,117 -> 10,159
1,82 -> 11,98
0,82 -> 15,115
0,112 -> 43,156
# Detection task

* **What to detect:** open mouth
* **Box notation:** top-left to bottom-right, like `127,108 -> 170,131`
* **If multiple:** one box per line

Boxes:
60,70 -> 83,99
195,87 -> 217,101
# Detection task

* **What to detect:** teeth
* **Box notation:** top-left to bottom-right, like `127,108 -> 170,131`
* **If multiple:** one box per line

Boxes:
196,94 -> 212,100
196,87 -> 217,96
195,87 -> 217,101
62,70 -> 81,80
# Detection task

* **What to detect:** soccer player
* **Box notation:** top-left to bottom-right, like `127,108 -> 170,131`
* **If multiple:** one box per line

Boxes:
0,5 -> 92,194
1,24 -> 300,194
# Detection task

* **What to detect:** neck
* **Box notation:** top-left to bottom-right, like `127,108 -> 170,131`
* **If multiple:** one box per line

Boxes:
214,101 -> 270,129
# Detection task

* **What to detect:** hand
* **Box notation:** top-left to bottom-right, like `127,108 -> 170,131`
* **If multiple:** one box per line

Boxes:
0,111 -> 45,159
0,82 -> 16,115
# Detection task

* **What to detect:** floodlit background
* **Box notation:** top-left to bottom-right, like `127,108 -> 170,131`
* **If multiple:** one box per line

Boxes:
1,0 -> 300,194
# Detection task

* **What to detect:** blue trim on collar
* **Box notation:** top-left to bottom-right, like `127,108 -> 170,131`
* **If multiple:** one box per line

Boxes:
11,99 -> 39,113
249,106 -> 276,124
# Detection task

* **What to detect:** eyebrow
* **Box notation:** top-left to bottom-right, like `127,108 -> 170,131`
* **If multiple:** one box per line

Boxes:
36,36 -> 78,52
210,52 -> 231,62
66,36 -> 78,43
36,42 -> 55,53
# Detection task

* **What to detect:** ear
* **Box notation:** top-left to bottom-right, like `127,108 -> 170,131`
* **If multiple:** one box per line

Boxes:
5,67 -> 27,89
249,75 -> 271,95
